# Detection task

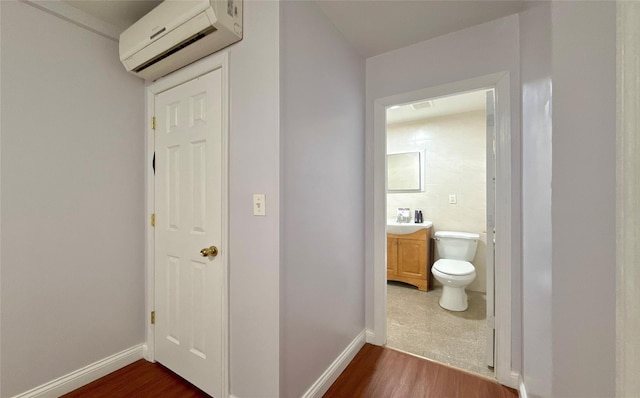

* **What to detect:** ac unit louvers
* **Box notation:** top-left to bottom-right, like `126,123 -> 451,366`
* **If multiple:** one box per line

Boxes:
119,0 -> 243,81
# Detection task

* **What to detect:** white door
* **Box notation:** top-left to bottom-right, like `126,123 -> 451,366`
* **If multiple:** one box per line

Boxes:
485,89 -> 496,368
154,69 -> 224,397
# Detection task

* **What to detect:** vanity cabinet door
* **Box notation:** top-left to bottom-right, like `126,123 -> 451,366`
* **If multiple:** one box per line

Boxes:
386,227 -> 431,291
387,237 -> 398,274
397,238 -> 427,279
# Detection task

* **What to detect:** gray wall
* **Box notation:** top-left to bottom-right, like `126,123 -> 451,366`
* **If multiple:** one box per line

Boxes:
0,2 -> 145,396
520,4 -> 552,397
550,2 -> 616,396
227,1 -> 281,396
280,2 -> 365,397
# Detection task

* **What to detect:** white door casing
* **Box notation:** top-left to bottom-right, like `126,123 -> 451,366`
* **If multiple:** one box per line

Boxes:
154,68 -> 225,397
486,89 -> 497,368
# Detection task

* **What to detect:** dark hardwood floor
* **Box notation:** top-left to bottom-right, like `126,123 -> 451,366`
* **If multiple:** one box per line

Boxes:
61,360 -> 210,398
63,344 -> 517,397
323,344 -> 518,398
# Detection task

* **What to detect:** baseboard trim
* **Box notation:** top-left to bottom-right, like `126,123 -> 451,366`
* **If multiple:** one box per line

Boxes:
365,329 -> 375,344
301,329 -> 366,398
507,370 -> 520,390
12,344 -> 145,398
518,374 -> 528,398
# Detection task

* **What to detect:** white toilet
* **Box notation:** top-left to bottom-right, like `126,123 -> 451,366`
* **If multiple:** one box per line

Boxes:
432,231 -> 480,311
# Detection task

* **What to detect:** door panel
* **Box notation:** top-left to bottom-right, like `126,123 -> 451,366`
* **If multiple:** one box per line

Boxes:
155,69 -> 224,397
387,237 -> 398,273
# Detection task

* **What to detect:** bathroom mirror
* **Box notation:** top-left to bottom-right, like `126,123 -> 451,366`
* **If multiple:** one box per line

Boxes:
387,151 -> 424,192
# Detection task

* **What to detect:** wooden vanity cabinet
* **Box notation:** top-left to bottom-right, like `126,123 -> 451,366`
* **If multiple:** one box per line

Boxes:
387,227 -> 432,291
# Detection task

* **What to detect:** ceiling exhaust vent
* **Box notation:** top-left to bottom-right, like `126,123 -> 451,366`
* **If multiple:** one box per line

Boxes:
410,100 -> 433,110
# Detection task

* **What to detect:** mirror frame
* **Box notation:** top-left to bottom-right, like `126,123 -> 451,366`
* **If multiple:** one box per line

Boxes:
386,151 -> 425,193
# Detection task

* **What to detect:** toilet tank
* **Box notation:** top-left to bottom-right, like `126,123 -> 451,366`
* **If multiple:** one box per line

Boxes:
434,231 -> 480,261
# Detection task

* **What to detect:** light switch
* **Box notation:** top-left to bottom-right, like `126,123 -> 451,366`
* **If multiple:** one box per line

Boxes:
448,194 -> 457,204
253,194 -> 266,216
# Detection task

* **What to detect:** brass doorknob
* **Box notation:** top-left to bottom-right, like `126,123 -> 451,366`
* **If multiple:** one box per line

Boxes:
200,246 -> 218,257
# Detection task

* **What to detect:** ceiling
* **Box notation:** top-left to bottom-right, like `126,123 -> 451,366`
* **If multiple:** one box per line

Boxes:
386,89 -> 488,125
314,0 -> 532,57
60,0 -> 532,57
57,0 -> 524,117
61,0 -> 161,31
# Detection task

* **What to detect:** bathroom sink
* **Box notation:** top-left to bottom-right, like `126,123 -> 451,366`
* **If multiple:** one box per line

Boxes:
386,221 -> 432,234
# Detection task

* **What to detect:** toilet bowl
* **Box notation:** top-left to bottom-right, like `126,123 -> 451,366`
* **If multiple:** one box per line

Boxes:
431,231 -> 479,312
432,259 -> 476,311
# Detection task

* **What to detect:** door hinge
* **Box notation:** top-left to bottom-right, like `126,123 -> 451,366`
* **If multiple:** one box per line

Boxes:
151,311 -> 156,325
151,213 -> 155,227
152,116 -> 156,130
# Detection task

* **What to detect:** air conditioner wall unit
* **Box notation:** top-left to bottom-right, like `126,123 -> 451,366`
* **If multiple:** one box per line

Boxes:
119,0 -> 243,81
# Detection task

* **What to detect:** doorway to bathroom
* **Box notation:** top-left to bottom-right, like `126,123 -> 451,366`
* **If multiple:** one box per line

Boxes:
370,72 -> 515,387
384,88 -> 495,378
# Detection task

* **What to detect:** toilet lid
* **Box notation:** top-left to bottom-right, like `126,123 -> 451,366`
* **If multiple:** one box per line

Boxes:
434,259 -> 475,276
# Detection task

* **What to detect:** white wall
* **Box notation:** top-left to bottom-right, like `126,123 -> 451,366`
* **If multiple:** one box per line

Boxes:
365,14 -> 522,373
279,2 -> 365,397
519,4 -> 552,398
550,2 -> 616,396
0,2 -> 145,396
520,3 -> 617,396
387,111 -> 488,292
226,1 -> 281,396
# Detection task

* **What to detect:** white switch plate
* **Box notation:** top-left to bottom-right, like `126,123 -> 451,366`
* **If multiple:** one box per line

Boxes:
448,194 -> 457,204
253,194 -> 266,216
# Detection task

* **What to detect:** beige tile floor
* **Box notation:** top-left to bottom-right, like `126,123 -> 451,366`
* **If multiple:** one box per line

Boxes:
386,281 -> 495,378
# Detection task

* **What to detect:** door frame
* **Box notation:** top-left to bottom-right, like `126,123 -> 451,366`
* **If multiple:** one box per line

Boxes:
368,72 -> 517,388
485,88 -> 497,368
144,52 -> 230,395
